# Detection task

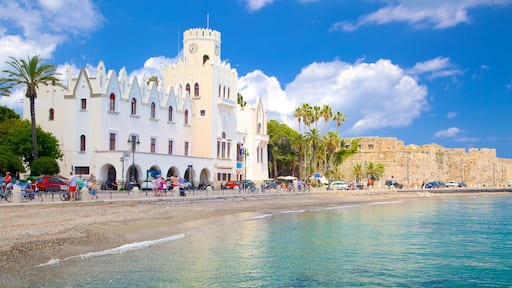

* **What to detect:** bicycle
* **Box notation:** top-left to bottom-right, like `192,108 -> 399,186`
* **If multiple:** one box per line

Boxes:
0,184 -> 12,202
60,189 -> 82,201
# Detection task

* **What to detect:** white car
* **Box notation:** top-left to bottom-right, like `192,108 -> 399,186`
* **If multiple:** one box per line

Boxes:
140,180 -> 154,190
446,181 -> 459,188
328,180 -> 349,190
507,181 -> 512,187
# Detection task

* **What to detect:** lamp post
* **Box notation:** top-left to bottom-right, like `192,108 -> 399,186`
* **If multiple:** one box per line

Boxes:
127,133 -> 140,185
240,144 -> 249,190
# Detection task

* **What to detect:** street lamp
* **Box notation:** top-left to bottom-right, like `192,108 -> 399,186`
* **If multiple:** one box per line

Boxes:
127,133 -> 140,184
240,144 -> 249,190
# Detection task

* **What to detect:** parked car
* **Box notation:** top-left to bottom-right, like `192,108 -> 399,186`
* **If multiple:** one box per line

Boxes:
446,181 -> 459,188
424,181 -> 446,189
240,179 -> 256,190
328,180 -> 349,190
222,180 -> 241,189
385,180 -> 403,189
140,180 -> 154,191
263,180 -> 279,189
507,181 -> 512,187
33,176 -> 68,192
458,182 -> 468,187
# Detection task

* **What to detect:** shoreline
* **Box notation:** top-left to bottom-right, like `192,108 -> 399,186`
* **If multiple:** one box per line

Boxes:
0,189 -> 510,279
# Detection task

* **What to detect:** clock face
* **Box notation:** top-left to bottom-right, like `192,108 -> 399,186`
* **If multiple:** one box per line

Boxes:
214,45 -> 219,56
189,43 -> 198,53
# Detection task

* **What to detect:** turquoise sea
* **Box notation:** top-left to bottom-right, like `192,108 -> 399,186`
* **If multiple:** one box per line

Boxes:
5,194 -> 512,287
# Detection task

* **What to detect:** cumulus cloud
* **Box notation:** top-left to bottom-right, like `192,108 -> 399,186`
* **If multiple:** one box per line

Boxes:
435,127 -> 462,137
239,59 -> 428,134
0,0 -> 103,71
331,1 -> 512,31
129,56 -> 180,82
244,0 -> 275,11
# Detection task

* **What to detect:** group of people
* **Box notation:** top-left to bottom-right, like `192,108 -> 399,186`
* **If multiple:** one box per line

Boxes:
68,172 -> 97,201
151,175 -> 168,197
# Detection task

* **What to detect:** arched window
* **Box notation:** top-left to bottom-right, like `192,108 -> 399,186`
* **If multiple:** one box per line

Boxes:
49,108 -> 54,120
151,102 -> 156,118
109,93 -> 116,111
223,86 -> 226,98
185,83 -> 191,95
218,85 -> 221,98
194,83 -> 199,97
184,109 -> 189,125
168,106 -> 173,122
131,98 -> 137,115
80,135 -> 86,152
228,88 -> 230,99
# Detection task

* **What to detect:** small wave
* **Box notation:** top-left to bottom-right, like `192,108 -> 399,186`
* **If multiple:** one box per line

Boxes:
279,209 -> 305,214
37,233 -> 186,267
368,200 -> 403,205
248,213 -> 272,220
324,205 -> 360,210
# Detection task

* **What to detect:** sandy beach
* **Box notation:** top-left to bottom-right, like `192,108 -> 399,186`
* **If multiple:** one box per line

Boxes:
0,189 -> 510,278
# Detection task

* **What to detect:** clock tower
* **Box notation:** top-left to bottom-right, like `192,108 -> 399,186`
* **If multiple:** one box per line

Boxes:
183,28 -> 221,62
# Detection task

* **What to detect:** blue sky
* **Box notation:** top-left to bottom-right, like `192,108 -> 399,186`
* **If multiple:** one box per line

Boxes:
1,0 -> 511,158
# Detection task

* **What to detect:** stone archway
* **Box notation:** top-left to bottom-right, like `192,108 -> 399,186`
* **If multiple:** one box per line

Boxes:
199,168 -> 210,185
184,167 -> 195,185
167,167 -> 179,178
126,164 -> 141,184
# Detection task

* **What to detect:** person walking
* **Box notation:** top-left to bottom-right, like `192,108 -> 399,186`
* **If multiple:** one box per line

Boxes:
69,171 -> 77,201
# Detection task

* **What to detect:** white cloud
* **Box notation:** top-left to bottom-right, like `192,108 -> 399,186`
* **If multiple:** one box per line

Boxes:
0,87 -> 24,115
446,112 -> 457,119
331,1 -> 512,31
239,59 -> 428,134
409,57 -> 451,74
245,0 -> 274,11
129,56 -> 180,85
435,127 -> 462,137
0,0 -> 103,72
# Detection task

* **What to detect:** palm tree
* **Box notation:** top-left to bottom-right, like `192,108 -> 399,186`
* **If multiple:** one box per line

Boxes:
324,131 -> 340,177
300,103 -> 313,131
293,106 -> 303,134
305,128 -> 321,173
333,111 -> 346,135
312,105 -> 321,130
352,163 -> 365,183
0,56 -> 63,160
365,162 -> 385,186
321,104 -> 332,133
291,133 -> 306,179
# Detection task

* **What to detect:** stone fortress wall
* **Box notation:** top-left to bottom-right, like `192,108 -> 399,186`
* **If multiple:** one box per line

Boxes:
337,137 -> 512,188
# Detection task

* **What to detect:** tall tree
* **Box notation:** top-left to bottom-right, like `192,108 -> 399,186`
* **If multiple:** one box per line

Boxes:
321,104 -> 332,133
312,105 -> 321,130
333,111 -> 346,135
324,131 -> 340,177
0,56 -> 63,160
305,128 -> 321,173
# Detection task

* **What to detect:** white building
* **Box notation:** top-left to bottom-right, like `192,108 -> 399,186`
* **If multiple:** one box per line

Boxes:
25,27 -> 269,188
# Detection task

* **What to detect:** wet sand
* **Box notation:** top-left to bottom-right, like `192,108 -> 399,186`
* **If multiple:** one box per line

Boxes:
0,189 -> 509,278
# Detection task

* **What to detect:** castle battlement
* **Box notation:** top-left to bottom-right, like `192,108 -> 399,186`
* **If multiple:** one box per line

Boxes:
184,28 -> 221,43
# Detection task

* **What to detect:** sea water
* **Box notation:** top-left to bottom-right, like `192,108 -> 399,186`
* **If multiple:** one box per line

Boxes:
4,195 -> 512,287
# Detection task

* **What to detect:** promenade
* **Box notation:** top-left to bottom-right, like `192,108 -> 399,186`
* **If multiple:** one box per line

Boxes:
2,185 -> 511,207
